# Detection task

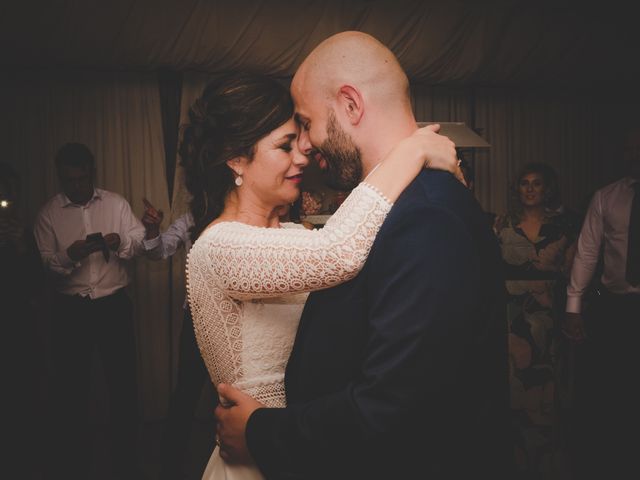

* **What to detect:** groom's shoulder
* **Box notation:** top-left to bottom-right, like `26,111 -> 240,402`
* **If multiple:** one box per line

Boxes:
390,170 -> 472,217
379,170 -> 492,251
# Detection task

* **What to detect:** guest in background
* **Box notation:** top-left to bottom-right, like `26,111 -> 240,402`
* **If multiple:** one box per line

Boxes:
493,162 -> 578,479
1,162 -> 46,479
33,143 -> 144,480
562,126 -> 640,479
140,198 -> 215,480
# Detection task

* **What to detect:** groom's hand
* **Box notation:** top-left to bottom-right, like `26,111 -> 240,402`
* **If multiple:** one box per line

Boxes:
214,383 -> 265,464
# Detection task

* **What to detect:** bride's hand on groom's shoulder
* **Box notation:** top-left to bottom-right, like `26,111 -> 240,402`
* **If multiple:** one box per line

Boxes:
405,125 -> 466,186
214,383 -> 265,464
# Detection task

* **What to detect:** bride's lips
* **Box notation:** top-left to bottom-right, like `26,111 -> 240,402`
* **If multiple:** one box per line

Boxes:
286,173 -> 304,184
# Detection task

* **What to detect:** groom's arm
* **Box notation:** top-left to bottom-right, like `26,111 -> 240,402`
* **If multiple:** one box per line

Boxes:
246,202 -> 477,478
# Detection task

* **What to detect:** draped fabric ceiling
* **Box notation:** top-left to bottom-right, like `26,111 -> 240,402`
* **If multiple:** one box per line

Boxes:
2,0 -> 639,87
2,0 -> 638,419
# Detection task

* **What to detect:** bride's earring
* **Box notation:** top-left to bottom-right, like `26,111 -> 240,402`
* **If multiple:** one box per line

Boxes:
235,174 -> 243,187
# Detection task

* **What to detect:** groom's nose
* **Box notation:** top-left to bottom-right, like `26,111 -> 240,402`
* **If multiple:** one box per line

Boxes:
297,128 -> 312,155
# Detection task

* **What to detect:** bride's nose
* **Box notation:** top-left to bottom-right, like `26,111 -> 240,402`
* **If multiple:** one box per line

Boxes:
292,146 -> 309,168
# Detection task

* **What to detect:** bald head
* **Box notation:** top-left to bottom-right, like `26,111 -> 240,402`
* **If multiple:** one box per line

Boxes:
293,31 -> 411,114
291,31 -> 417,177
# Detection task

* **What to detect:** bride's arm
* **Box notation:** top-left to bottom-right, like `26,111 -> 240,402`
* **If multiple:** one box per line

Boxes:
186,126 -> 458,300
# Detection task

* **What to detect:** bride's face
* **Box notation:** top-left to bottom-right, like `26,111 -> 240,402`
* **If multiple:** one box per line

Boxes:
239,118 -> 309,208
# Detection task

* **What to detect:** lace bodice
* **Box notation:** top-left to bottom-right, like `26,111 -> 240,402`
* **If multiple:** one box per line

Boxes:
186,182 -> 392,407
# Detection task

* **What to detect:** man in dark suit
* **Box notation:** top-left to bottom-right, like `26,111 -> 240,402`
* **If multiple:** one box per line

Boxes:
215,31 -> 510,479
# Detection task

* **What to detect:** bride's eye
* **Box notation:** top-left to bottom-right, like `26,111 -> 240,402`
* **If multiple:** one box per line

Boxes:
279,143 -> 293,153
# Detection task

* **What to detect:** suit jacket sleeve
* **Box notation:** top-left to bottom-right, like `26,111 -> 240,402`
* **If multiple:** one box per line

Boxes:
246,202 -> 480,478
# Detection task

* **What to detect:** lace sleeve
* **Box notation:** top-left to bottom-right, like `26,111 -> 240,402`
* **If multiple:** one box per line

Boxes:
186,182 -> 392,300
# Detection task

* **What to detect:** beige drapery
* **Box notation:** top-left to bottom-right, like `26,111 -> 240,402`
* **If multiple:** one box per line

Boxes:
410,84 -> 632,216
164,72 -> 217,421
470,87 -> 623,216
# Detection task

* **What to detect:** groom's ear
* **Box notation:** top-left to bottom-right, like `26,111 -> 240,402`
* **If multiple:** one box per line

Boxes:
337,85 -> 364,126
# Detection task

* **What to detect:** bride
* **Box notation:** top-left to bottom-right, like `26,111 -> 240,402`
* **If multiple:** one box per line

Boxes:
182,71 -> 459,479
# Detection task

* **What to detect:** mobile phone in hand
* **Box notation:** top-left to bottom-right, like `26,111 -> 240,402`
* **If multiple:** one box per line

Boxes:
85,232 -> 110,261
86,232 -> 104,245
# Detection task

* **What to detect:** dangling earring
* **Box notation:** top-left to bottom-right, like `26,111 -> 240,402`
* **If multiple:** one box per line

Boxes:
235,174 -> 243,187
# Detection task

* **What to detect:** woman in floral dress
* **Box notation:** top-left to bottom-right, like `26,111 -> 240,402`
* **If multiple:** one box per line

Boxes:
494,162 -> 580,479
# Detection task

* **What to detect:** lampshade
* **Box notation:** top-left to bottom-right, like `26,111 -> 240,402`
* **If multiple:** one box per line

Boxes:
417,122 -> 490,148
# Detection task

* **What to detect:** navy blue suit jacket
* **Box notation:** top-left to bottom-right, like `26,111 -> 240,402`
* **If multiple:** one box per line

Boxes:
247,170 -> 510,479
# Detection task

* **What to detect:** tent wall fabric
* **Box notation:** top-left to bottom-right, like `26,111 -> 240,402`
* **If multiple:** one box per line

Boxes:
1,0 -> 637,419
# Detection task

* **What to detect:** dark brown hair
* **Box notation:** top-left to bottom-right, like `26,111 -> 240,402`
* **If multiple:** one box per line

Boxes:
54,143 -> 94,171
179,72 -> 294,242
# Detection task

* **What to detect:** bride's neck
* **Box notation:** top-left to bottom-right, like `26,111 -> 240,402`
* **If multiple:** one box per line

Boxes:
219,190 -> 280,228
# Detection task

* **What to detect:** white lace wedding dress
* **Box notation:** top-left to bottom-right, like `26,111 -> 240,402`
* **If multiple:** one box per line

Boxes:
186,183 -> 392,480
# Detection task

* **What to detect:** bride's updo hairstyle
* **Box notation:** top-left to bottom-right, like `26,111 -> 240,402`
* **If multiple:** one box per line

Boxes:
180,72 -> 294,242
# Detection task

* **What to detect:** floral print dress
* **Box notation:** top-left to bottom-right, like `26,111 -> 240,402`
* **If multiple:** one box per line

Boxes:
494,212 -> 578,479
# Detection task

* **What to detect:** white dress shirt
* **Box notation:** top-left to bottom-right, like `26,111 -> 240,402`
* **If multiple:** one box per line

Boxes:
142,212 -> 193,260
33,188 -> 145,299
567,177 -> 640,313
142,212 -> 193,309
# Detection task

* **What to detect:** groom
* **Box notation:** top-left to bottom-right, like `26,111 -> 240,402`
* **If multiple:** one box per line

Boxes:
215,31 -> 510,479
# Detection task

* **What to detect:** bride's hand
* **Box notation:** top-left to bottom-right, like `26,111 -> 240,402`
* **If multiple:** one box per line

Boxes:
405,124 -> 466,186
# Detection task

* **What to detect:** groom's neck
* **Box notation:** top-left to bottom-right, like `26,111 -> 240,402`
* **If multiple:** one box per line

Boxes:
359,115 -> 418,179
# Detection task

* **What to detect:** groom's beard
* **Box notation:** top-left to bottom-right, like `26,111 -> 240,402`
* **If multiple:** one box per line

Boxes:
318,113 -> 363,191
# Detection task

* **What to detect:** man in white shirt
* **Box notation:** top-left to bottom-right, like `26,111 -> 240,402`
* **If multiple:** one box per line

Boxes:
563,126 -> 640,479
140,199 -> 215,480
33,143 -> 144,480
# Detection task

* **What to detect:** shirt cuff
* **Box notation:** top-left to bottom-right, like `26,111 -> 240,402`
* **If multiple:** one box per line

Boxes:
565,295 -> 582,314
142,235 -> 161,251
